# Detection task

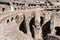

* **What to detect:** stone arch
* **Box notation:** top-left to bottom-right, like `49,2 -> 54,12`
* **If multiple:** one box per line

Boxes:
42,20 -> 51,40
29,17 -> 35,38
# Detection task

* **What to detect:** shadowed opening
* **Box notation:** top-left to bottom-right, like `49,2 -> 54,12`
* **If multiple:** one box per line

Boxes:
19,16 -> 27,34
0,2 -> 10,6
55,27 -> 60,36
42,20 -> 51,40
11,17 -> 13,22
7,19 -> 9,23
2,8 -> 5,12
29,17 -> 35,38
40,16 -> 44,26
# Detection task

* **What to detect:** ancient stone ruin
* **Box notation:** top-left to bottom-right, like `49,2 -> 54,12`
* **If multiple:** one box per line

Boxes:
0,0 -> 60,40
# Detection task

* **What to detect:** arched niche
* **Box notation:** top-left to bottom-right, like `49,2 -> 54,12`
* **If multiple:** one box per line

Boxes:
19,16 -> 27,34
29,17 -> 35,38
42,20 -> 51,40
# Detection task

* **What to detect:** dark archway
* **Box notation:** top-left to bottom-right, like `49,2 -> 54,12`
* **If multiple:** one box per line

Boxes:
42,20 -> 51,40
40,16 -> 44,26
55,27 -> 60,36
19,16 -> 27,34
7,19 -> 9,23
11,17 -> 13,22
2,8 -> 5,12
29,17 -> 35,38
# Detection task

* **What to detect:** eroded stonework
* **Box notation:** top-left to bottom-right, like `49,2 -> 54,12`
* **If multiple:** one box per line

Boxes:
0,0 -> 60,40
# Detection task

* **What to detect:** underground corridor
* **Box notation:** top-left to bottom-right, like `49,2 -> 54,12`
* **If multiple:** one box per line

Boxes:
55,27 -> 60,36
42,20 -> 51,40
29,17 -> 35,38
19,16 -> 27,34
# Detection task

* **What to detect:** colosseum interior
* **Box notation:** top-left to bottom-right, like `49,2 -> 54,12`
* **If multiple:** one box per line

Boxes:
0,0 -> 60,40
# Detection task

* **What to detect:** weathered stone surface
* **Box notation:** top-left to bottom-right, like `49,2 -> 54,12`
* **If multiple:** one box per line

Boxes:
0,0 -> 60,40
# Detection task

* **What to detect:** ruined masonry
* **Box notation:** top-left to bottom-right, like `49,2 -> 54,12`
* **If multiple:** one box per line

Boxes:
0,0 -> 60,40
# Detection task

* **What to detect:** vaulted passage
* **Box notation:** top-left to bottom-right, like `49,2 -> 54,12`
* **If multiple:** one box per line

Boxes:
29,17 -> 35,38
42,20 -> 51,40
55,27 -> 60,36
19,17 -> 27,34
40,16 -> 44,26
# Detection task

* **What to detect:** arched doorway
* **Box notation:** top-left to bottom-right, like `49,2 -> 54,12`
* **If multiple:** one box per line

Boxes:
55,27 -> 60,36
19,16 -> 27,34
42,20 -> 51,40
29,17 -> 35,38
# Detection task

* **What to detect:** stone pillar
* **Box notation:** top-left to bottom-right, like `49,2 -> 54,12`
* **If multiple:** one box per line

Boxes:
50,13 -> 56,35
35,10 -> 43,40
25,14 -> 31,37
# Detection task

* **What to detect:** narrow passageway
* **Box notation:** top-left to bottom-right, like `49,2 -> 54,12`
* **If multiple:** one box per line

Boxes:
42,20 -> 51,40
29,17 -> 35,38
